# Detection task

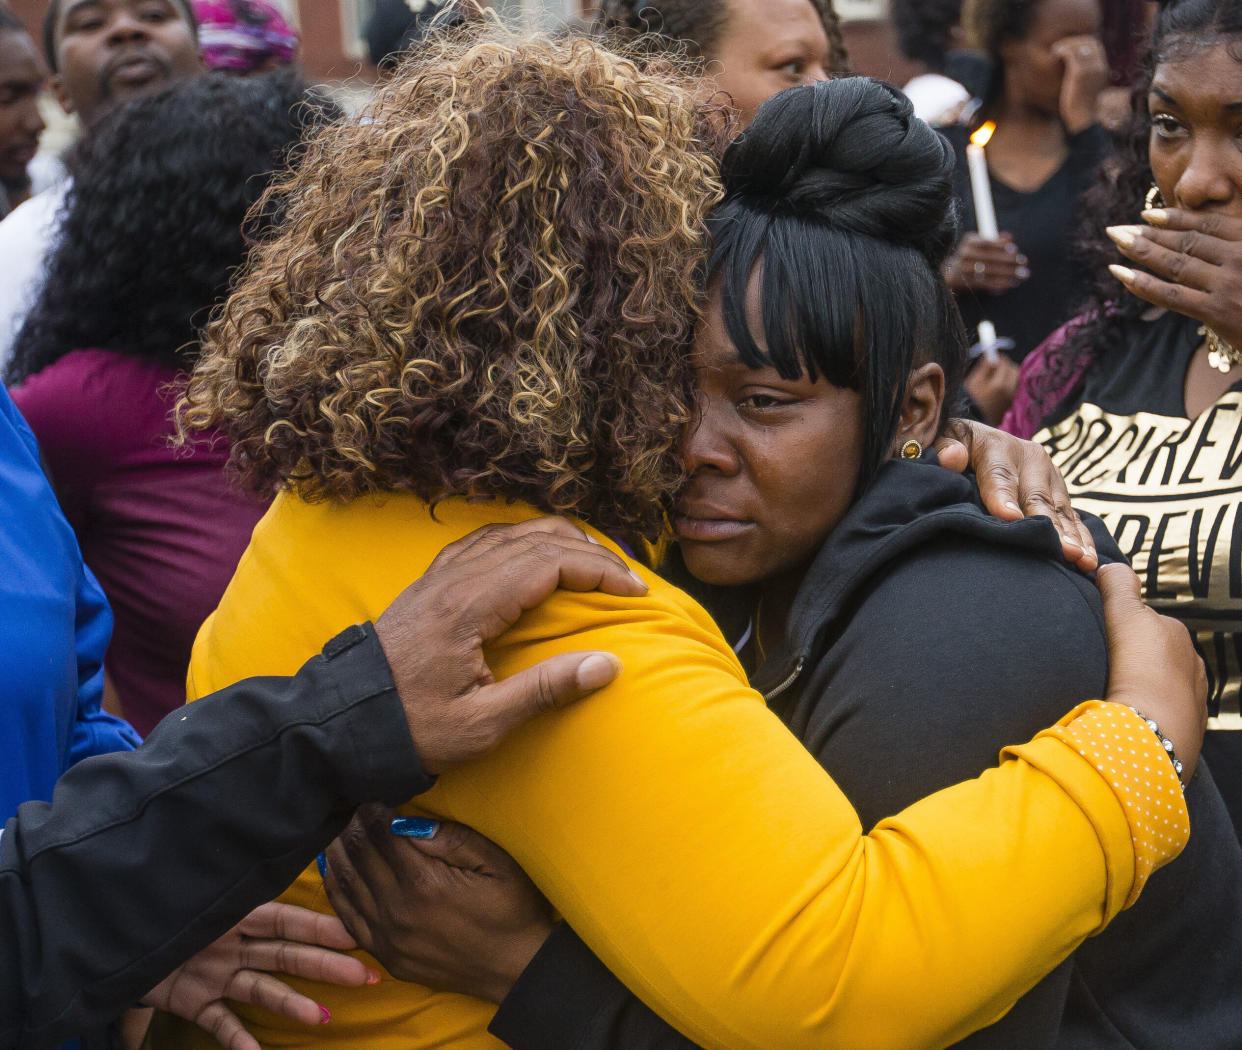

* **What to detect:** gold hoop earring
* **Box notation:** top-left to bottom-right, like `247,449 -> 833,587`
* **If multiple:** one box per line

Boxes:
900,439 -> 923,460
1145,184 -> 1165,211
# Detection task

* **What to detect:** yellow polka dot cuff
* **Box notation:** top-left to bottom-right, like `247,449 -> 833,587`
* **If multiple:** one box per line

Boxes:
1049,701 -> 1190,908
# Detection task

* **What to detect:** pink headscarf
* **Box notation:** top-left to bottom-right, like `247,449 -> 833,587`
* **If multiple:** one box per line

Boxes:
193,0 -> 299,73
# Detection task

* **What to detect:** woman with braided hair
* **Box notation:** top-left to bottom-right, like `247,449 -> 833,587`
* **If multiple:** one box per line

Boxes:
593,0 -> 849,124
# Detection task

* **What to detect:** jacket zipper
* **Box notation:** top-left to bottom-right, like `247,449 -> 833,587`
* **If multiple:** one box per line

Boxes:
762,656 -> 805,704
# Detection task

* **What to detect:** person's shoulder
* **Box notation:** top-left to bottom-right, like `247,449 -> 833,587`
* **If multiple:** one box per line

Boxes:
0,184 -> 67,244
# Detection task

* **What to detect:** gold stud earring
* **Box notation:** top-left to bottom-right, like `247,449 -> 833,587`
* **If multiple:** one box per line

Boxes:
1145,184 -> 1165,211
900,439 -> 923,460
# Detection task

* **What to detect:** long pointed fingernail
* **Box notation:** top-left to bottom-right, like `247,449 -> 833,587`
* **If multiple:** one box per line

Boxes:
1106,224 -> 1141,248
576,652 -> 622,691
628,568 -> 647,590
316,852 -> 327,878
319,1006 -> 332,1024
390,817 -> 438,838
1108,264 -> 1137,283
1142,208 -> 1170,226
366,969 -> 382,985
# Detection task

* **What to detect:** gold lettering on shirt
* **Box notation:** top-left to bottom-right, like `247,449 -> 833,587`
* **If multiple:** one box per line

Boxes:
1037,395 -> 1242,729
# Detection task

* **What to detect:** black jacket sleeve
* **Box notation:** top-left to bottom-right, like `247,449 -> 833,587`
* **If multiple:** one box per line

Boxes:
0,623 -> 433,1050
489,925 -> 702,1050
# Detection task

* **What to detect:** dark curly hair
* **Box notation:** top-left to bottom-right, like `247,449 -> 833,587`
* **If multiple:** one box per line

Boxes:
892,0 -> 964,71
6,70 -> 337,385
1025,0 -> 1242,423
593,0 -> 850,73
177,30 -> 728,541
710,77 -> 965,491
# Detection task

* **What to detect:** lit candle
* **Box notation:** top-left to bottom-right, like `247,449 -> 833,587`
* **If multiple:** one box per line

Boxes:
966,121 -> 998,240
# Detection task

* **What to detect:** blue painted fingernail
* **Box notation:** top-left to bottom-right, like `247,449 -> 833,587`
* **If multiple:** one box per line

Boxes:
316,851 -> 327,878
390,817 -> 438,838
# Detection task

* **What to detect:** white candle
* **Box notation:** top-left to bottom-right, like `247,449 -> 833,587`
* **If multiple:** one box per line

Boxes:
967,122 -> 999,240
977,321 -> 1000,365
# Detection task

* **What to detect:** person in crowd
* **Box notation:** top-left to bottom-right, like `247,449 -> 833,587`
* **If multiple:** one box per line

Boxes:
942,0 -> 1111,425
0,515 -> 637,1050
364,0 -> 464,73
1003,0 -> 1242,839
149,31 -> 1199,1050
892,0 -> 971,124
592,0 -> 850,123
0,7 -> 45,218
192,0 -> 298,74
6,71 -> 336,736
0,0 -> 203,367
321,77 -> 1239,1050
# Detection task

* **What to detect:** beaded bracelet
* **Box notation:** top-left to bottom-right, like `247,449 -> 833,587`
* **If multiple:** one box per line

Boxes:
1130,707 -> 1186,790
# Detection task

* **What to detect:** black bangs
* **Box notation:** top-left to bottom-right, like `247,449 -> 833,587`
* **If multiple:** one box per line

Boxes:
708,200 -> 966,495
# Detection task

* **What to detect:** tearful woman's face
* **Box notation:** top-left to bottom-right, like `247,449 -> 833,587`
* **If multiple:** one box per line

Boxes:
1149,39 -> 1242,222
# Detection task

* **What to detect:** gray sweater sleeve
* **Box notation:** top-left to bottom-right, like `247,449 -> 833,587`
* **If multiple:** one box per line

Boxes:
0,623 -> 432,1050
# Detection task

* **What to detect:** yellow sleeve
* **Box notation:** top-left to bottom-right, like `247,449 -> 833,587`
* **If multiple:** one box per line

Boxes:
415,575 -> 1184,1050
183,496 -> 1186,1050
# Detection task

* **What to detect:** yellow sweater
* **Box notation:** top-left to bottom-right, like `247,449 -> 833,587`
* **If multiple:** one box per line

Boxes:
149,491 -> 1179,1050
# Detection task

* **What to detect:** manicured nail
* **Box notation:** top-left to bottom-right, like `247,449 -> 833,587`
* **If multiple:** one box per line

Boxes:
390,817 -> 438,838
1108,263 -> 1137,283
1106,224 -> 1141,248
1004,500 -> 1021,513
1005,242 -> 1018,254
316,852 -> 327,878
1015,266 -> 1031,280
365,969 -> 382,985
584,532 -> 600,544
576,652 -> 622,691
1142,207 -> 1169,226
319,1006 -> 332,1024
628,568 -> 648,590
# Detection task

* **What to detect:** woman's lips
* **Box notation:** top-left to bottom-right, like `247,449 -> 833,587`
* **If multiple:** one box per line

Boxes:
672,513 -> 752,542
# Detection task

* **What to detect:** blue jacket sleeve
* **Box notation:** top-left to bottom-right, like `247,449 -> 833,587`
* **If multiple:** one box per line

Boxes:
67,563 -> 141,764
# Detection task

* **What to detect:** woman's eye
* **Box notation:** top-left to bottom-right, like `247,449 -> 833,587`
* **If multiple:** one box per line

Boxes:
1151,113 -> 1186,140
741,393 -> 783,411
778,59 -> 804,77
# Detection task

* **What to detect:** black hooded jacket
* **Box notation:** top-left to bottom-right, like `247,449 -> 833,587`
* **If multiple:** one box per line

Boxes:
492,458 -> 1242,1050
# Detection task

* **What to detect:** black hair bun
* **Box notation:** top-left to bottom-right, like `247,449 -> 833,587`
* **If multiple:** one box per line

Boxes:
722,77 -> 958,266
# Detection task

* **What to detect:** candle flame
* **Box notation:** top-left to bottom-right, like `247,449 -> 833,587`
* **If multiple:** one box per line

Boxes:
970,121 -> 996,147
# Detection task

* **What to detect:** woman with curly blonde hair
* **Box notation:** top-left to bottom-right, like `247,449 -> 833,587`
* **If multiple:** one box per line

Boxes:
155,30 -> 1198,1050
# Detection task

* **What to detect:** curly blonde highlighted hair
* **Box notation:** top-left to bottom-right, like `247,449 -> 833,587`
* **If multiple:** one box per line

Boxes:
179,29 -> 727,539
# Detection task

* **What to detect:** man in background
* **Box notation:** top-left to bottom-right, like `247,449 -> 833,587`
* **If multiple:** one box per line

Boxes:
0,7 -> 45,218
0,0 -> 202,367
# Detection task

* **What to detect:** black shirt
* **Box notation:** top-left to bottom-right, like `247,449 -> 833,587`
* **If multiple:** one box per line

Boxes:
947,122 -> 1110,363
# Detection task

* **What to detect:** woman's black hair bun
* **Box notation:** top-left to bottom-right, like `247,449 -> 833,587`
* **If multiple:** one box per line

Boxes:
721,77 -> 959,266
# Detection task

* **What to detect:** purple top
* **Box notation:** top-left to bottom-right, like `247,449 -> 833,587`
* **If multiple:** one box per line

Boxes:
12,349 -> 268,735
1000,315 -> 1094,439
